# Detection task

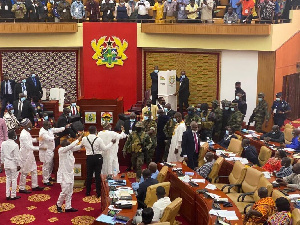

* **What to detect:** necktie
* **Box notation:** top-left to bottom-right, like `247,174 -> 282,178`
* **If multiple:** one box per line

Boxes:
194,132 -> 199,154
5,81 -> 8,95
17,102 -> 22,119
72,106 -> 75,115
32,77 -> 36,86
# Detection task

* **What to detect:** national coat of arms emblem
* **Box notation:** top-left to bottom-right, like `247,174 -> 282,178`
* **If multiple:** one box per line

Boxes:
91,36 -> 128,68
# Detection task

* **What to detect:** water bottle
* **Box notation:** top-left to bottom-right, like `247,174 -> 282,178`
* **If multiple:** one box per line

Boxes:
113,168 -> 118,176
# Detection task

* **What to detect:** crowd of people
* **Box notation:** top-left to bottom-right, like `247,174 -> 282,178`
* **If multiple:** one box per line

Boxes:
0,0 -> 297,23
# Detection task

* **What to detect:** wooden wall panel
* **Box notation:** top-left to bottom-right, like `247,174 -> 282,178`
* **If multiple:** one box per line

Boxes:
0,23 -> 78,33
257,51 -> 276,132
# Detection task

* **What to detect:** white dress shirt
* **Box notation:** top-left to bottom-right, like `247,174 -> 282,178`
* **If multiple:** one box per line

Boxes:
4,81 -> 13,95
1,139 -> 21,169
135,0 -> 150,15
152,197 -> 172,222
82,134 -> 113,155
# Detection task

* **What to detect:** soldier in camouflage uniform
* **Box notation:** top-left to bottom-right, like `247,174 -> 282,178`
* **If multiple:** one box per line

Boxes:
163,113 -> 176,162
221,100 -> 232,136
142,111 -> 157,133
146,127 -> 157,165
228,103 -> 244,131
184,107 -> 200,129
199,103 -> 214,139
211,100 -> 223,140
249,93 -> 270,133
123,122 -> 152,179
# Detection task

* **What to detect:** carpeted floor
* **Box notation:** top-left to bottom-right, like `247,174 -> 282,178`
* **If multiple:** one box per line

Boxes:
0,164 -> 188,225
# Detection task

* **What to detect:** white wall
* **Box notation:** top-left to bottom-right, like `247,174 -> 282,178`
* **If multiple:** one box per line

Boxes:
220,50 -> 258,123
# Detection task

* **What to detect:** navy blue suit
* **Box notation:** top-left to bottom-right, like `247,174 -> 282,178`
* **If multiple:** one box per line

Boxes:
181,130 -> 200,170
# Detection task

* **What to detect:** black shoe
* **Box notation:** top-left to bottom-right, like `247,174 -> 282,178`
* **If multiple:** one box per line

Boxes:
6,197 -> 10,200
85,192 -> 90,196
19,189 -> 32,194
32,186 -> 44,191
49,177 -> 56,182
10,196 -> 21,200
65,208 -> 78,212
56,204 -> 63,213
43,182 -> 53,186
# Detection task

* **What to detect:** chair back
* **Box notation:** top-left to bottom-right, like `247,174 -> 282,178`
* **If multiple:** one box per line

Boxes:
271,189 -> 289,202
208,157 -> 224,183
284,127 -> 294,144
157,166 -> 169,183
160,198 -> 183,225
228,138 -> 243,156
258,146 -> 272,166
153,222 -> 170,225
235,133 -> 243,141
253,176 -> 273,202
198,143 -> 209,167
241,167 -> 263,193
228,161 -> 247,189
292,208 -> 300,225
144,182 -> 170,207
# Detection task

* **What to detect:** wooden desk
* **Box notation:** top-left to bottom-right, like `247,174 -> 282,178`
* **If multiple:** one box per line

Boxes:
160,163 -> 243,225
94,174 -> 137,225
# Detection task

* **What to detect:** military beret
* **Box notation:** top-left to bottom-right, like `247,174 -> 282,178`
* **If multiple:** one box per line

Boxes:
258,92 -> 265,97
212,100 -> 219,105
144,111 -> 152,116
135,121 -> 144,128
276,92 -> 282,97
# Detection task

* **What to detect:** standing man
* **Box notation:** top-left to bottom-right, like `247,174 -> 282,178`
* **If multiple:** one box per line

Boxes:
221,100 -> 232,136
228,103 -> 243,131
123,121 -> 152,179
163,111 -> 176,162
39,121 -> 69,186
56,134 -> 83,213
211,100 -> 223,140
249,92 -> 269,133
167,112 -> 186,163
150,66 -> 159,105
19,118 -> 45,194
157,97 -> 165,110
13,93 -> 36,124
14,75 -> 28,100
124,112 -> 137,135
142,111 -> 157,133
142,99 -> 158,121
26,71 -> 43,100
85,0 -> 100,22
271,92 -> 291,128
232,92 -> 247,118
67,98 -> 80,116
181,121 -> 200,170
156,109 -> 169,163
0,117 -> 8,173
98,122 -> 126,175
184,107 -> 200,129
81,126 -> 115,197
175,71 -> 190,113
234,81 -> 246,101
164,103 -> 175,117
3,104 -> 19,132
1,130 -> 21,200
1,74 -> 15,118
70,0 -> 85,20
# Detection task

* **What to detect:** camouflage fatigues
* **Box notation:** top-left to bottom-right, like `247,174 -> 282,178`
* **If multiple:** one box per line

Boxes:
163,119 -> 176,161
199,111 -> 214,139
250,99 -> 269,133
123,131 -> 152,178
212,106 -> 223,137
142,119 -> 157,133
184,114 -> 200,128
147,135 -> 157,165
228,110 -> 244,131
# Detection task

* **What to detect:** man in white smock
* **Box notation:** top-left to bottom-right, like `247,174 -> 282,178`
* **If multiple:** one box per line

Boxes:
56,133 -> 83,213
98,122 -> 126,175
19,118 -> 45,193
1,130 -> 21,200
167,112 -> 186,163
39,120 -> 71,186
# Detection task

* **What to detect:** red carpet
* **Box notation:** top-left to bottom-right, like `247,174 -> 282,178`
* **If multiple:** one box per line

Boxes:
0,164 -> 189,225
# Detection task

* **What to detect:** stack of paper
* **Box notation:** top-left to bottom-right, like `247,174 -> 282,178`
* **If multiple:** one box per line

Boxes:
206,184 -> 217,190
262,172 -> 271,179
288,194 -> 300,200
191,179 -> 205,183
209,209 -> 239,220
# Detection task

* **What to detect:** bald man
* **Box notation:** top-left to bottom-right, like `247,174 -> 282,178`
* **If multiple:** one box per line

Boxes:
195,152 -> 214,179
260,125 -> 285,143
277,163 -> 300,190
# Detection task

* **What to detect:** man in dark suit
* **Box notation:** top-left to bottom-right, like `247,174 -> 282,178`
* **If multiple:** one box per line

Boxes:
26,72 -> 43,100
13,93 -> 36,124
1,74 -> 15,118
137,169 -> 158,209
57,108 -> 76,138
164,103 -> 175,117
150,66 -> 159,105
14,75 -> 29,100
156,109 -> 169,163
176,71 -> 190,113
181,121 -> 200,170
124,112 -> 137,135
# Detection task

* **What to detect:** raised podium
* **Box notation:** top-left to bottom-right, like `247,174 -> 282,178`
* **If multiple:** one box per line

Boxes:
158,70 -> 177,110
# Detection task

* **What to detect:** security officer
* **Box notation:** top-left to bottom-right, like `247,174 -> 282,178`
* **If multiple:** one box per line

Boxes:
123,122 -> 152,179
199,103 -> 214,139
249,93 -> 270,132
211,100 -> 223,139
163,112 -> 176,162
235,81 -> 246,101
271,92 -> 291,128
228,103 -> 244,131
142,111 -> 157,133
221,100 -> 232,135
184,106 -> 200,129
146,127 -> 157,165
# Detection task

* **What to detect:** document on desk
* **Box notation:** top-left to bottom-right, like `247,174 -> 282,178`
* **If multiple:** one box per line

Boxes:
284,148 -> 295,152
262,172 -> 271,179
191,179 -> 205,183
288,194 -> 300,200
205,184 -> 217,190
209,209 -> 238,220
96,214 -> 115,224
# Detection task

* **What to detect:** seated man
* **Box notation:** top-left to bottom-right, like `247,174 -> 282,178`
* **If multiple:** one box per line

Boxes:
260,125 -> 285,143
133,162 -> 159,191
275,157 -> 292,178
137,169 -> 158,209
152,186 -> 171,222
139,207 -> 154,225
218,126 -> 237,148
281,128 -> 300,150
195,152 -> 214,179
244,187 -> 276,224
241,139 -> 259,165
223,6 -> 238,24
277,163 -> 300,190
